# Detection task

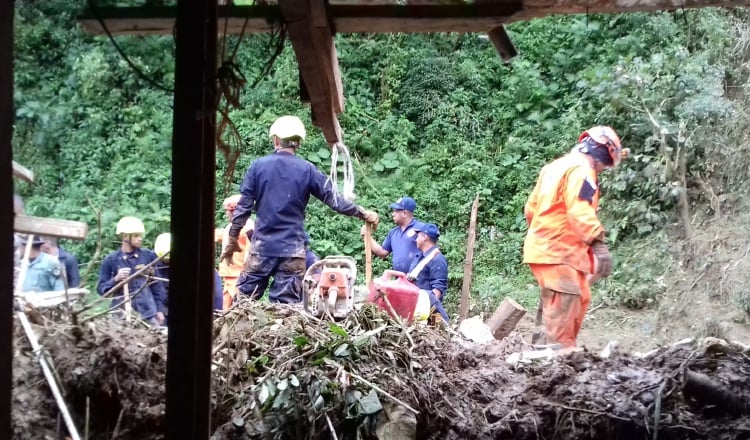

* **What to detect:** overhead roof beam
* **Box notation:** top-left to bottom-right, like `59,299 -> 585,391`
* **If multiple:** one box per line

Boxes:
79,0 -> 750,36
79,2 -> 520,36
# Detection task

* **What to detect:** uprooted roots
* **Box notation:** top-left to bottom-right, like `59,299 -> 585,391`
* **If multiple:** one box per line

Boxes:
12,302 -> 750,439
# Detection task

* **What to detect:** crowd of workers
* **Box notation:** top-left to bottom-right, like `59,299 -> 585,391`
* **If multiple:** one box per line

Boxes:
14,114 -> 625,348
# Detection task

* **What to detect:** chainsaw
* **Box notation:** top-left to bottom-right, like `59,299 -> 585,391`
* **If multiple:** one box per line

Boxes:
302,256 -> 357,319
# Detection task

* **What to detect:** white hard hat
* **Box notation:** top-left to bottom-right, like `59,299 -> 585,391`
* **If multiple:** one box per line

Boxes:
116,216 -> 146,235
154,232 -> 171,258
269,115 -> 306,141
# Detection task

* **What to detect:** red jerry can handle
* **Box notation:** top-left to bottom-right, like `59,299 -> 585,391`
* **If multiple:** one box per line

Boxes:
380,269 -> 408,281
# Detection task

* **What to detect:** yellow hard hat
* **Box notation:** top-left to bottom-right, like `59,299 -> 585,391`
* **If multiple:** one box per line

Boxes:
154,232 -> 171,258
269,115 -> 306,141
116,216 -> 145,235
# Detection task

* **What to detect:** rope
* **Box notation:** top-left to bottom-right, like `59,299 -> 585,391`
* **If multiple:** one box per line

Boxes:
329,142 -> 356,201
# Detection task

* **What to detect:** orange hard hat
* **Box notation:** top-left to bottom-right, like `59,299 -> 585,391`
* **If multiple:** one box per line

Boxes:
578,126 -> 624,168
222,195 -> 242,211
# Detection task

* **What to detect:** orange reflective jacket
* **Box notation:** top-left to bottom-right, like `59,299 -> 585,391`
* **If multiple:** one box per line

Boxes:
523,152 -> 603,274
216,222 -> 252,278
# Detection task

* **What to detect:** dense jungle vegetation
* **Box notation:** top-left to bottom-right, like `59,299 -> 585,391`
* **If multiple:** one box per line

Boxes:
12,1 -> 750,316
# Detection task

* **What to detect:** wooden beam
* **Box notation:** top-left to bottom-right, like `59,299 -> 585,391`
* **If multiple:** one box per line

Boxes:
12,161 -> 34,183
487,25 -> 517,62
281,0 -> 343,144
13,215 -> 89,240
78,0 -> 750,36
1,0 -> 14,436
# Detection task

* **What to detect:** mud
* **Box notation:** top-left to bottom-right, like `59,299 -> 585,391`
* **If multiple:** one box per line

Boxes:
11,304 -> 750,440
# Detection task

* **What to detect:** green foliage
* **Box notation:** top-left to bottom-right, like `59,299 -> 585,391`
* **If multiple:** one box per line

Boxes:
12,4 -> 750,309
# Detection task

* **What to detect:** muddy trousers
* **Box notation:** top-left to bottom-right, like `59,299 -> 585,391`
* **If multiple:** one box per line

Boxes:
529,264 -> 591,348
236,254 -> 306,304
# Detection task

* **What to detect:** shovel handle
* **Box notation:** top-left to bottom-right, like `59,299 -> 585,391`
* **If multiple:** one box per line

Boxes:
364,222 -> 373,290
123,283 -> 132,322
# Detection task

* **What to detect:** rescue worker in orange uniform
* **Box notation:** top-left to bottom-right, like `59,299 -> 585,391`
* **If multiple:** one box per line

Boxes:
523,126 -> 626,348
215,195 -> 254,309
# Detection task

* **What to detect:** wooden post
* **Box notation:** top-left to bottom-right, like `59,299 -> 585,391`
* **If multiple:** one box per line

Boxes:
485,297 -> 527,340
458,194 -> 480,322
166,0 -> 216,438
1,2 -> 14,435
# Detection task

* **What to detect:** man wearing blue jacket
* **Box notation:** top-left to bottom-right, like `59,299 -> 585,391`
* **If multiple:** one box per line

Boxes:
220,115 -> 379,304
97,216 -> 168,325
407,223 -> 450,323
365,196 -> 425,274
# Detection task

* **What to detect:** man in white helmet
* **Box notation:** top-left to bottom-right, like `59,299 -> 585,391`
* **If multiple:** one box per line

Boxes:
97,216 -> 168,325
221,115 -> 380,304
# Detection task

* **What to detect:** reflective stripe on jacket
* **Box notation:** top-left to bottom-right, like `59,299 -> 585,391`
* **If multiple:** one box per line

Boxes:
523,152 -> 603,274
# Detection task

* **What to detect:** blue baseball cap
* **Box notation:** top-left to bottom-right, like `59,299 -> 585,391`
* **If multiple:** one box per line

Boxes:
414,223 -> 440,241
389,196 -> 417,212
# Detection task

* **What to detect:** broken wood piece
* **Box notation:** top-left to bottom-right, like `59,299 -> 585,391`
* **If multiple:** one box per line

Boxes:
12,160 -> 34,182
683,370 -> 750,415
14,215 -> 89,240
485,297 -> 526,340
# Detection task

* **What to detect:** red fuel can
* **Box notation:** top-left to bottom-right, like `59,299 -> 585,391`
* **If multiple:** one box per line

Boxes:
368,270 -> 421,321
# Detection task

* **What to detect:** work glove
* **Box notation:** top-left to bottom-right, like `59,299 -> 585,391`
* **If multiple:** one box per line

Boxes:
220,235 -> 241,266
591,241 -> 612,278
357,207 -> 380,227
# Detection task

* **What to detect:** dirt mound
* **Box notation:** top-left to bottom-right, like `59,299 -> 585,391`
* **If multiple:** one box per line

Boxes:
11,303 -> 750,439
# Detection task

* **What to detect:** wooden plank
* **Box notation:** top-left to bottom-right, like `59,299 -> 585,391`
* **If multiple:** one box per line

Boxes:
281,0 -> 343,144
311,0 -> 345,114
12,161 -> 34,183
13,215 -> 88,240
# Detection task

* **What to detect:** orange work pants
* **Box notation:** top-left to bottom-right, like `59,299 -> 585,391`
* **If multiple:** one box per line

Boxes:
222,276 -> 239,310
529,264 -> 591,348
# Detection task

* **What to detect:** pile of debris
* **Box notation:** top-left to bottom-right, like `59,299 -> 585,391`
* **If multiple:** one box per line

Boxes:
12,302 -> 750,439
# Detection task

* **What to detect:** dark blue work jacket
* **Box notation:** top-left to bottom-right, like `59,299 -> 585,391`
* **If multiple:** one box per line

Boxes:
407,246 -> 448,299
58,247 -> 81,288
97,248 -> 168,319
231,151 -> 360,258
